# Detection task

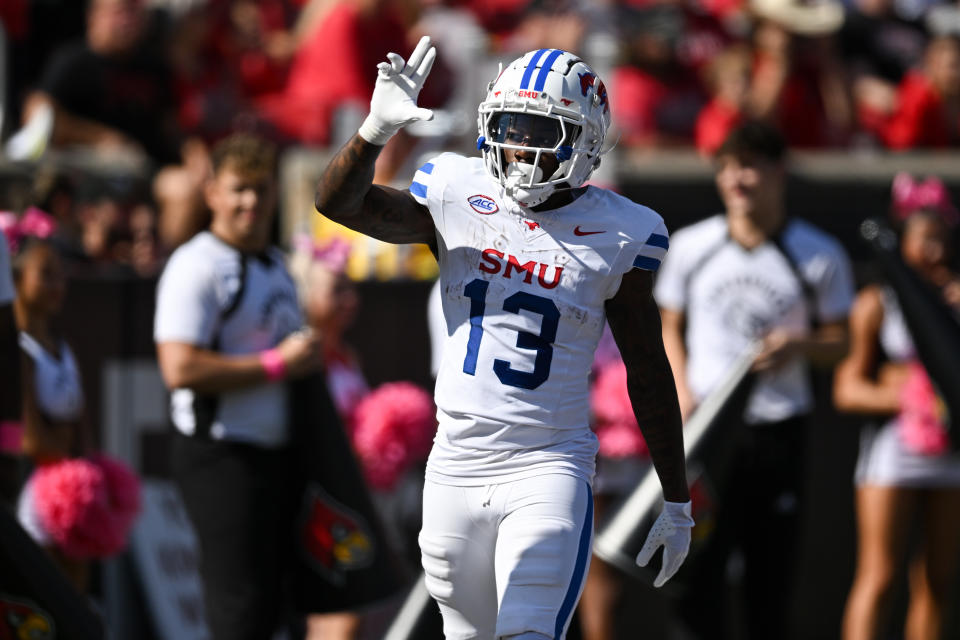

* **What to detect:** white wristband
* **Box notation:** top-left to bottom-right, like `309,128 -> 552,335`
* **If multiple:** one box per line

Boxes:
357,114 -> 397,146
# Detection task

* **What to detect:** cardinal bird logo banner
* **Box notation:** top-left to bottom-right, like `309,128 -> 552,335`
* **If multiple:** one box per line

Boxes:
0,594 -> 55,640
299,483 -> 376,584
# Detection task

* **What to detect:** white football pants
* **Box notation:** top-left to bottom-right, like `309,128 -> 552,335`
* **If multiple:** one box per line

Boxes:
419,473 -> 593,640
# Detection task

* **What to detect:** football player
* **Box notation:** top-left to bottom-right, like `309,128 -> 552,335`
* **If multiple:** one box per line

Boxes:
315,37 -> 693,640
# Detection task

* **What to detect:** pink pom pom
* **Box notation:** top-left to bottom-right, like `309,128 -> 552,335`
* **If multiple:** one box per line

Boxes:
0,207 -> 57,254
92,454 -> 142,535
595,422 -> 648,458
349,382 -> 437,491
591,325 -> 622,375
32,456 -> 141,559
590,361 -> 648,459
899,361 -> 950,456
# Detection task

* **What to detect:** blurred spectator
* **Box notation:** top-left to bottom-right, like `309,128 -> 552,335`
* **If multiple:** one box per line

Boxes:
464,0 -> 537,42
289,236 -> 367,421
164,0 -> 307,143
875,34 -> 960,148
9,227 -> 86,468
839,0 -> 929,142
9,228 -> 141,595
834,173 -> 960,640
154,0 -> 332,255
673,0 -> 738,77
497,0 -> 588,56
218,0 -> 299,96
1,0 -> 86,133
290,235 -> 438,638
289,234 -> 367,640
118,202 -> 164,277
154,133 -> 326,640
256,0 -> 454,184
1,170 -> 161,278
16,0 -> 181,165
256,0 -> 414,147
655,121 -> 855,639
12,230 -> 85,595
156,0 -> 457,247
926,1 -> 960,38
164,4 -> 249,144
0,225 -> 22,508
743,0 -> 854,147
29,165 -> 80,250
610,4 -> 707,148
153,137 -> 213,254
695,43 -> 753,155
409,0 -> 490,145
68,180 -> 163,277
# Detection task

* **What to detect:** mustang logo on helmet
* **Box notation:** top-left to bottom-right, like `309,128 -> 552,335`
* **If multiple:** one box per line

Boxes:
578,73 -> 609,112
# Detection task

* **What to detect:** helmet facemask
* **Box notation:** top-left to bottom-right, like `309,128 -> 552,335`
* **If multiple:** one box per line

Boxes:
480,111 -> 584,207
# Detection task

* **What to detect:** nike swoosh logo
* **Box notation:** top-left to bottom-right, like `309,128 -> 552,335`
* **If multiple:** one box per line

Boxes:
574,226 -> 605,236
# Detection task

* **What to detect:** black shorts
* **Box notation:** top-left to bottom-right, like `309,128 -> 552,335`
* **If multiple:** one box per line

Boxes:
0,453 -> 28,509
171,433 -> 300,640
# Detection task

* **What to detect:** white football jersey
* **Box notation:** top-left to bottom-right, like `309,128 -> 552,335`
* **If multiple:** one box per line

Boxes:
413,153 -> 668,485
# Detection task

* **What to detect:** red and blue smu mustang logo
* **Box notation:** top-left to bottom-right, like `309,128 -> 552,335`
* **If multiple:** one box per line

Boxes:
468,194 -> 499,215
578,72 -> 608,112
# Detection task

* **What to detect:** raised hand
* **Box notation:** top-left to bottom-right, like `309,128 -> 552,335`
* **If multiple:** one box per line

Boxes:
357,35 -> 437,146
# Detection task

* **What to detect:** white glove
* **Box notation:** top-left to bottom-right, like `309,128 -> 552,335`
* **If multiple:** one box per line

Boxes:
635,500 -> 694,588
357,35 -> 436,146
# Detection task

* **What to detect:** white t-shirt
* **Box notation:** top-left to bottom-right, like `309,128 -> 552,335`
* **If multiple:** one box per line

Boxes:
413,153 -> 669,485
19,332 -> 85,422
0,230 -> 14,305
154,231 -> 303,447
655,214 -> 855,424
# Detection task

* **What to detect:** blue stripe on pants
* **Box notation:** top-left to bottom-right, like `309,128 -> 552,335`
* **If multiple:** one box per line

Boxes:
554,485 -> 593,639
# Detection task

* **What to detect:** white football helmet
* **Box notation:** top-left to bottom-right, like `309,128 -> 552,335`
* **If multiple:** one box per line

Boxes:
477,49 -> 612,208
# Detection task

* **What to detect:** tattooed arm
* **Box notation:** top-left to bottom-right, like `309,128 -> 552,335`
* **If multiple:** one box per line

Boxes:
606,268 -> 690,503
314,134 -> 436,245
315,36 -> 437,245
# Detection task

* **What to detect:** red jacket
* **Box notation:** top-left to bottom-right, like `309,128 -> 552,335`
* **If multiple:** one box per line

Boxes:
881,71 -> 957,149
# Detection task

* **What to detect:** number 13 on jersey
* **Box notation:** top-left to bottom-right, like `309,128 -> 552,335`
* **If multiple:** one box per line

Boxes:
462,278 -> 560,390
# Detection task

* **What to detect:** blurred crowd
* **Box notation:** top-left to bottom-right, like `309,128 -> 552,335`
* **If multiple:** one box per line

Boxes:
1,0 -> 959,276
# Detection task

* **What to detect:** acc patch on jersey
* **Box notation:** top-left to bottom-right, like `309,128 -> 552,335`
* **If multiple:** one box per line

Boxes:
467,194 -> 499,215
0,594 -> 55,640
299,483 -> 376,585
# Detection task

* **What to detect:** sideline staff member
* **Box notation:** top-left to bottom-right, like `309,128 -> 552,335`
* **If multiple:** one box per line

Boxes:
154,133 -> 321,640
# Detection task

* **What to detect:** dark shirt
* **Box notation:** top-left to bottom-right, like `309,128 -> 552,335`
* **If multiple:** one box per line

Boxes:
40,34 -> 180,164
840,10 -> 928,83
